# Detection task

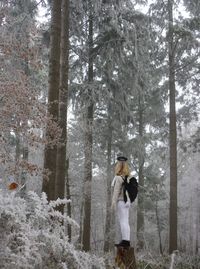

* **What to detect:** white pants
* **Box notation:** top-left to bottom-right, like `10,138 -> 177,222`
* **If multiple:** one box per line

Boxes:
117,200 -> 130,241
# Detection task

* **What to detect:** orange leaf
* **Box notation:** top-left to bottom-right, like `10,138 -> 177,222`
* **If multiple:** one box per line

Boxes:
8,182 -> 19,190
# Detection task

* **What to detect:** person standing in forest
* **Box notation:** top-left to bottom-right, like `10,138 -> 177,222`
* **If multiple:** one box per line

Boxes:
111,155 -> 132,248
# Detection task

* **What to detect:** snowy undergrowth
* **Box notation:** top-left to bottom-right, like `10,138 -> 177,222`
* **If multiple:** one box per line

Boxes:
137,251 -> 200,269
0,190 -> 105,269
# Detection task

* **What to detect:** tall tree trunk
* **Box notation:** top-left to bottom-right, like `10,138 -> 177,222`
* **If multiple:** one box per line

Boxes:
155,199 -> 163,255
15,132 -> 20,163
168,0 -> 178,254
55,0 -> 70,213
78,191 -> 84,247
66,159 -> 72,241
136,96 -> 145,250
15,128 -> 21,183
104,102 -> 112,253
21,34 -> 29,196
197,192 -> 200,254
42,0 -> 62,201
21,143 -> 28,197
82,0 -> 94,252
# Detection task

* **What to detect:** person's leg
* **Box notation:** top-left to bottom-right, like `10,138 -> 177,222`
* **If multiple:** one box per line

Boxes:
117,201 -> 130,241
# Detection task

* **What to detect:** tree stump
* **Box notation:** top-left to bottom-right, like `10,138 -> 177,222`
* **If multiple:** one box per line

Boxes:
115,247 -> 136,269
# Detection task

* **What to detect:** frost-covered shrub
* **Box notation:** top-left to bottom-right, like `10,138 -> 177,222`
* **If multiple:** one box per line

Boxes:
0,190 -> 105,269
137,251 -> 200,269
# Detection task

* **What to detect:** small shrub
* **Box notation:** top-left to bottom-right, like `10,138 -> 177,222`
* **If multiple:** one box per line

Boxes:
0,190 -> 105,269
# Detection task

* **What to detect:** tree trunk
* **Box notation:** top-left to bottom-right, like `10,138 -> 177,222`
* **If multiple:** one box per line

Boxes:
82,102 -> 93,252
42,0 -> 62,201
168,0 -> 178,254
15,130 -> 21,182
21,144 -> 28,197
78,191 -> 84,247
155,199 -> 163,255
82,0 -> 94,252
197,202 -> 200,254
55,0 -> 70,214
21,27 -> 30,197
136,96 -> 145,250
115,247 -> 137,269
104,102 -> 112,253
66,159 -> 72,241
15,132 -> 20,163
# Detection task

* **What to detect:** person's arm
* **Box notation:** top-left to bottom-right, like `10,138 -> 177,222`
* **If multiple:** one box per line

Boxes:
111,176 -> 123,210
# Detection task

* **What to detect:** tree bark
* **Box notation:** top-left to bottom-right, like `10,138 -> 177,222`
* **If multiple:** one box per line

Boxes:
78,190 -> 84,246
104,102 -> 112,253
65,159 -> 71,241
168,0 -> 178,254
55,0 -> 70,214
15,131 -> 20,163
15,129 -> 21,182
155,199 -> 163,255
136,95 -> 145,250
115,247 -> 137,269
82,0 -> 94,251
42,0 -> 62,201
21,143 -> 28,197
197,190 -> 200,254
